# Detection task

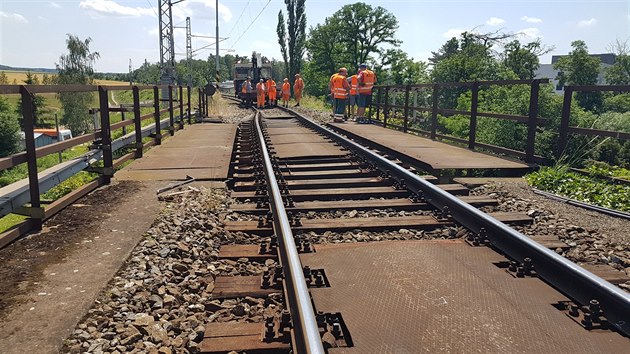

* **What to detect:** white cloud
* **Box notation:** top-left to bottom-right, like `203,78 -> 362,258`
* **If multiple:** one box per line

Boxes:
442,28 -> 466,38
519,27 -> 542,40
50,2 -> 62,8
0,11 -> 28,23
79,0 -> 155,17
578,18 -> 597,27
521,16 -> 542,23
486,17 -> 505,26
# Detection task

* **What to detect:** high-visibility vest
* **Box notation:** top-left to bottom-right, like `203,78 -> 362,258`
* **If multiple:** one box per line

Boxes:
358,69 -> 375,94
266,79 -> 276,93
294,78 -> 304,91
241,81 -> 249,94
282,82 -> 290,95
256,82 -> 265,95
350,75 -> 358,95
331,74 -> 348,99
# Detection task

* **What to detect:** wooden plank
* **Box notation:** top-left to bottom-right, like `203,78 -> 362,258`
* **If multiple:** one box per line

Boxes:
44,178 -> 103,219
219,245 -> 277,261
0,218 -> 37,249
213,276 -> 278,299
200,322 -> 290,353
581,264 -> 630,285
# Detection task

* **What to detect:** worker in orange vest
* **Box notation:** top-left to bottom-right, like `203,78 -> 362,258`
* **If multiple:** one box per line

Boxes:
356,63 -> 377,118
347,72 -> 359,118
241,77 -> 253,107
281,78 -> 291,107
293,73 -> 304,107
266,77 -> 277,107
256,79 -> 266,109
329,67 -> 350,116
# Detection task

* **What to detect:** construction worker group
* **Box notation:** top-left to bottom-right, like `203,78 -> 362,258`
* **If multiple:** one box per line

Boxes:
329,63 -> 376,121
240,64 -> 375,119
241,73 -> 305,109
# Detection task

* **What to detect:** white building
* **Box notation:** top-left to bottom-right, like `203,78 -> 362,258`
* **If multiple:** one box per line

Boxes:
534,53 -> 615,94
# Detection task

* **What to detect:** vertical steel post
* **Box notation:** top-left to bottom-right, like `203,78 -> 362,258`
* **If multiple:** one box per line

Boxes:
431,84 -> 439,140
54,113 -> 62,163
168,85 -> 175,136
403,85 -> 411,132
198,88 -> 202,120
468,82 -> 479,150
121,106 -> 127,136
187,86 -> 192,124
374,87 -> 382,124
383,87 -> 390,128
20,86 -> 43,228
179,85 -> 184,129
526,80 -> 540,162
558,87 -> 573,159
153,86 -> 162,145
98,86 -> 113,184
133,86 -> 143,158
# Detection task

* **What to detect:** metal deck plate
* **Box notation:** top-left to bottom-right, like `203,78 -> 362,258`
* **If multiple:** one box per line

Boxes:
116,124 -> 236,180
266,119 -> 347,158
330,122 -> 530,170
301,240 -> 629,353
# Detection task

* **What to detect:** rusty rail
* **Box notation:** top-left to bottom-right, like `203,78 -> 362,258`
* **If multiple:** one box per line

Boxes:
254,113 -> 325,354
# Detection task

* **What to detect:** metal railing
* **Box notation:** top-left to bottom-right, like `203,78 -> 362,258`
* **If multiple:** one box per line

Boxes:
0,83 -> 204,248
254,113 -> 325,354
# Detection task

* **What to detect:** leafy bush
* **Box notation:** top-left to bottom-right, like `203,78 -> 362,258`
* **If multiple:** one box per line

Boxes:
0,111 -> 21,157
42,171 -> 97,200
525,166 -> 630,211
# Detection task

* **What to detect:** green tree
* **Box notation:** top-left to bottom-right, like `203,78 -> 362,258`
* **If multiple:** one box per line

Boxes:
554,40 -> 602,111
0,71 -> 8,84
0,111 -> 21,157
502,39 -> 550,80
56,34 -> 100,134
277,0 -> 307,79
380,49 -> 428,85
277,11 -> 289,78
330,3 -> 400,69
605,40 -> 630,85
24,71 -> 35,84
42,73 -> 50,85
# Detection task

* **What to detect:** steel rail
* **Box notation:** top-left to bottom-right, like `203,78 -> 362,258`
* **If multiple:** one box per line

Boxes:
533,188 -> 630,221
288,109 -> 630,336
254,113 -> 325,354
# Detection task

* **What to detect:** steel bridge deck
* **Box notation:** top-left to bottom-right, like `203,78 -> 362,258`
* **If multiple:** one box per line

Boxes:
329,122 -> 532,172
302,240 -> 629,353
115,123 -> 237,181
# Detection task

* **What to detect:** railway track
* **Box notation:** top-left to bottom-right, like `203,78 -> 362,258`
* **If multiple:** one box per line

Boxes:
202,96 -> 630,353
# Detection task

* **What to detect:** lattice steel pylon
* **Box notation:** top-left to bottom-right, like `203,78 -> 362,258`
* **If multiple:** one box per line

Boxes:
186,17 -> 192,87
158,0 -> 178,99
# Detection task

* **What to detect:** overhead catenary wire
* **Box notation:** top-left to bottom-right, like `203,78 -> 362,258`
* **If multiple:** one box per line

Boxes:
229,0 -> 272,49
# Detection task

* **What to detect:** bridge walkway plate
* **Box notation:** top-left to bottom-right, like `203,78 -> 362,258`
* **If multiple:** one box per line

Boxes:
115,123 -> 236,181
302,240 -> 629,353
329,122 -> 532,173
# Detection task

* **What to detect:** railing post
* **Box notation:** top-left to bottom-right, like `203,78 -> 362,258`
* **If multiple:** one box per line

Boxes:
431,84 -> 439,140
403,85 -> 411,132
197,88 -> 202,120
179,85 -> 184,129
383,87 -> 390,128
187,86 -> 192,125
374,87 -> 382,123
558,87 -> 573,159
98,86 -> 113,184
120,106 -> 127,136
20,86 -> 43,229
168,85 -> 175,136
468,82 -> 479,150
525,80 -> 540,162
132,86 -> 143,158
153,86 -> 162,145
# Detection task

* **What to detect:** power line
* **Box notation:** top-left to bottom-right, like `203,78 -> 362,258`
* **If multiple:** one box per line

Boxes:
227,0 -> 252,38
145,0 -> 159,17
229,0 -> 272,49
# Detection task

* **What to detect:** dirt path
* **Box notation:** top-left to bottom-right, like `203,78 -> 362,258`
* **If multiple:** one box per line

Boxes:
0,180 -> 162,354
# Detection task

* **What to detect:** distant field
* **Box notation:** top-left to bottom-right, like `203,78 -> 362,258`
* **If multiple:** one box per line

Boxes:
0,70 -> 127,86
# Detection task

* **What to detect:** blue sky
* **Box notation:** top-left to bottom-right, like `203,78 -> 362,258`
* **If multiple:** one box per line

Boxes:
0,0 -> 628,73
